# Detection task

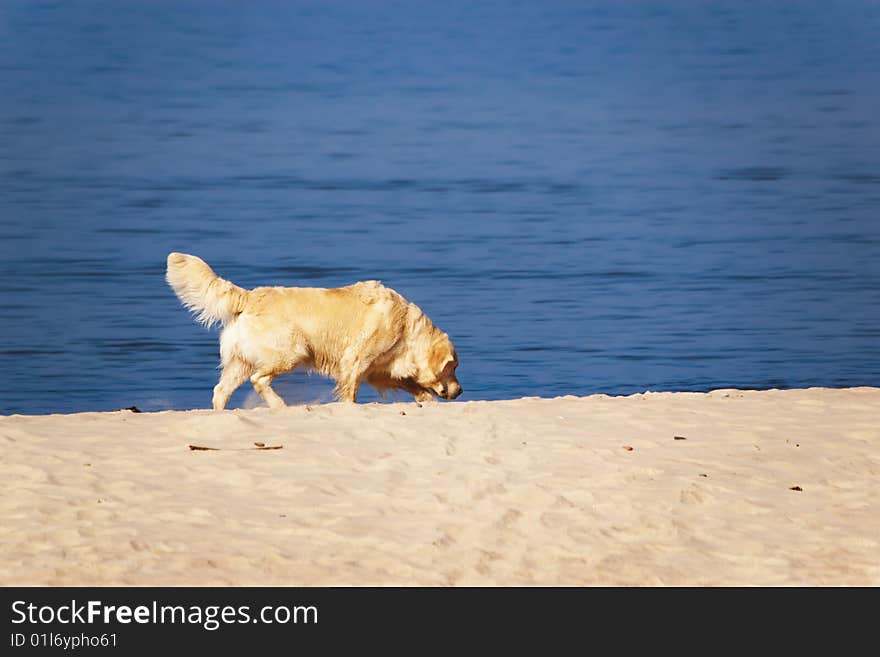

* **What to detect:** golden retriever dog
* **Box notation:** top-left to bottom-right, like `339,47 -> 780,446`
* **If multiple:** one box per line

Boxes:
166,252 -> 462,409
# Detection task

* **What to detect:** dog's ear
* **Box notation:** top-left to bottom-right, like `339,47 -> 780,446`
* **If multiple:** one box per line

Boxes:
429,342 -> 457,375
441,343 -> 458,369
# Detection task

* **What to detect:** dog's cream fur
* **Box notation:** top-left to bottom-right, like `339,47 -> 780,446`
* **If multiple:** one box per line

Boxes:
166,253 -> 461,409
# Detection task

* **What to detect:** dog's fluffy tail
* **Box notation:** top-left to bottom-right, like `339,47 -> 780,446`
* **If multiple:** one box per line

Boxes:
166,252 -> 247,328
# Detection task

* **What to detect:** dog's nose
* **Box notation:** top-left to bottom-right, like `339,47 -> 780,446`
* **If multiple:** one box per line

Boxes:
450,386 -> 462,399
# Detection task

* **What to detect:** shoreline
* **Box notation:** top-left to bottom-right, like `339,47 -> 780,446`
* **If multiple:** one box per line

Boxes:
2,383 -> 876,418
2,387 -> 878,585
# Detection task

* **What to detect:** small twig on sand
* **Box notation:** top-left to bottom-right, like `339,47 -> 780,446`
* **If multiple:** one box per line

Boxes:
188,444 -> 283,451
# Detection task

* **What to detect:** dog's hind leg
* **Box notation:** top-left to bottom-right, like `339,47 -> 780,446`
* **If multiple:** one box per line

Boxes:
250,372 -> 286,409
213,358 -> 252,410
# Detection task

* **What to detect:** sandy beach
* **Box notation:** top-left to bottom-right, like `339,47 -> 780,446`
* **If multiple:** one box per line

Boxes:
1,387 -> 878,586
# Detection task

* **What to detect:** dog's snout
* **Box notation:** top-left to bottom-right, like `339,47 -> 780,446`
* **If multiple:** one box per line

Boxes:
435,382 -> 462,400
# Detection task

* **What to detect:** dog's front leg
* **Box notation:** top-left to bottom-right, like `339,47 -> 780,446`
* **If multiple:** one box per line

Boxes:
393,378 -> 435,403
411,389 -> 435,403
334,377 -> 361,403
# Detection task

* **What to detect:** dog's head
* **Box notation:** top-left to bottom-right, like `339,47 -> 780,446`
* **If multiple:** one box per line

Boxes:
417,332 -> 462,400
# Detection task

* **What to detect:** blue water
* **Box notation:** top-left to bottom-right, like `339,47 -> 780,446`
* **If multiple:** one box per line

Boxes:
1,1 -> 879,414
